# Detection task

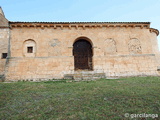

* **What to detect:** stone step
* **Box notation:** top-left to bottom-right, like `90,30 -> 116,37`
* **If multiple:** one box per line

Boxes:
64,72 -> 106,80
63,74 -> 74,80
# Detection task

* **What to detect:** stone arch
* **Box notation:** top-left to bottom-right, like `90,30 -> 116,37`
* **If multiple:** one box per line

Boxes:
23,39 -> 36,57
73,37 -> 93,70
73,36 -> 94,47
128,38 -> 142,54
105,38 -> 117,54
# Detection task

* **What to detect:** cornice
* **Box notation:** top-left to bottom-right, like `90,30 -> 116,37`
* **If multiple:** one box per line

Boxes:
9,22 -> 150,30
9,21 -> 150,24
149,28 -> 159,36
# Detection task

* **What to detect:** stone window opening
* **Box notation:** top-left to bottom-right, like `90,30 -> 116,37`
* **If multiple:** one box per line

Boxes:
1,53 -> 7,59
23,39 -> 36,57
27,46 -> 33,53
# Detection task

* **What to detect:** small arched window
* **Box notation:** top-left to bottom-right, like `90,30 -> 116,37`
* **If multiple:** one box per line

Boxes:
23,39 -> 36,57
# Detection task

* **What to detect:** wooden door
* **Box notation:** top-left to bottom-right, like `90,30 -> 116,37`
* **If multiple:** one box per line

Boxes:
73,40 -> 93,70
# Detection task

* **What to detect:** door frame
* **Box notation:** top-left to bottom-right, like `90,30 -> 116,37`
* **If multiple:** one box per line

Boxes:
73,37 -> 93,71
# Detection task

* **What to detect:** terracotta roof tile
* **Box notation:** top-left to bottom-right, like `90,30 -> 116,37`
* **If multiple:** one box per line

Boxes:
9,21 -> 150,24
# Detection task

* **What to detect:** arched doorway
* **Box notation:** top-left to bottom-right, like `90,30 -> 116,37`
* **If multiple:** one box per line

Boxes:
73,39 -> 93,70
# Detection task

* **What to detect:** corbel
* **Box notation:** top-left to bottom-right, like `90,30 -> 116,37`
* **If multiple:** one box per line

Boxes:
92,24 -> 95,28
27,24 -> 30,28
120,25 -> 123,28
106,25 -> 109,28
16,24 -> 22,27
54,24 -> 57,29
41,25 -> 44,29
140,25 -> 144,29
133,25 -> 136,28
149,29 -> 153,33
89,25 -> 92,28
69,25 -> 72,29
33,24 -> 36,28
82,25 -> 85,30
23,24 -> 28,27
99,24 -> 103,28
47,24 -> 50,28
75,25 -> 78,29
60,25 -> 63,30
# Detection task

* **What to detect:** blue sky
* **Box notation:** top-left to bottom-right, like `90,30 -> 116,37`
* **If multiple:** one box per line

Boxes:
1,0 -> 160,50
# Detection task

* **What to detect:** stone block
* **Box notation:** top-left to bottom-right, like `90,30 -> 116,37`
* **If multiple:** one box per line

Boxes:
1,20 -> 160,81
64,74 -> 74,80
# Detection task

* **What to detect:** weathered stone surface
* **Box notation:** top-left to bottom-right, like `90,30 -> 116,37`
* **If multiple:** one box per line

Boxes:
0,7 -> 8,27
72,71 -> 105,80
3,23 -> 160,81
0,7 -> 160,81
105,38 -> 117,54
64,74 -> 74,80
128,38 -> 142,54
0,28 -> 9,75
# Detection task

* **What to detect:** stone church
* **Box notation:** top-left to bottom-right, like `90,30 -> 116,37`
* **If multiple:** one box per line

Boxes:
0,7 -> 160,81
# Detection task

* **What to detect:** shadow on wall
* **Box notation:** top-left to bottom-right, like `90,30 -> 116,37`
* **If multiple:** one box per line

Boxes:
0,74 -> 5,82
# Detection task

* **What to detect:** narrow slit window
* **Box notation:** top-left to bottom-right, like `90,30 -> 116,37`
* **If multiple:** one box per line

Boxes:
27,47 -> 33,53
2,53 -> 7,59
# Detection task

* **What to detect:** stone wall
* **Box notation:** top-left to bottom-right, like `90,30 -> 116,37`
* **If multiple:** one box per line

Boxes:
0,14 -> 8,27
5,57 -> 74,81
0,9 -> 9,79
5,54 -> 159,81
9,26 -> 159,57
0,28 -> 9,76
4,23 -> 160,81
94,54 -> 159,77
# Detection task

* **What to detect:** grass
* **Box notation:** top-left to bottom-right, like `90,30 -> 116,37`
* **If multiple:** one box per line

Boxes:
0,77 -> 160,120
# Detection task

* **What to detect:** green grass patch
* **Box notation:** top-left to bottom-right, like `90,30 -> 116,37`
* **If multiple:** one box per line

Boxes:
0,77 -> 160,120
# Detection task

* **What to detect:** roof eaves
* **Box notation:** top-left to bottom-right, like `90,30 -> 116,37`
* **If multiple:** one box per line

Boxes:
9,21 -> 151,24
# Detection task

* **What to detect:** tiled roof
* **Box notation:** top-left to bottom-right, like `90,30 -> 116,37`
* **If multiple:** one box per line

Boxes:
9,21 -> 150,24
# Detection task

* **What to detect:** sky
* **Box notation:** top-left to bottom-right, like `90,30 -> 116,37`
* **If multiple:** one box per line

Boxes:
1,0 -> 160,50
